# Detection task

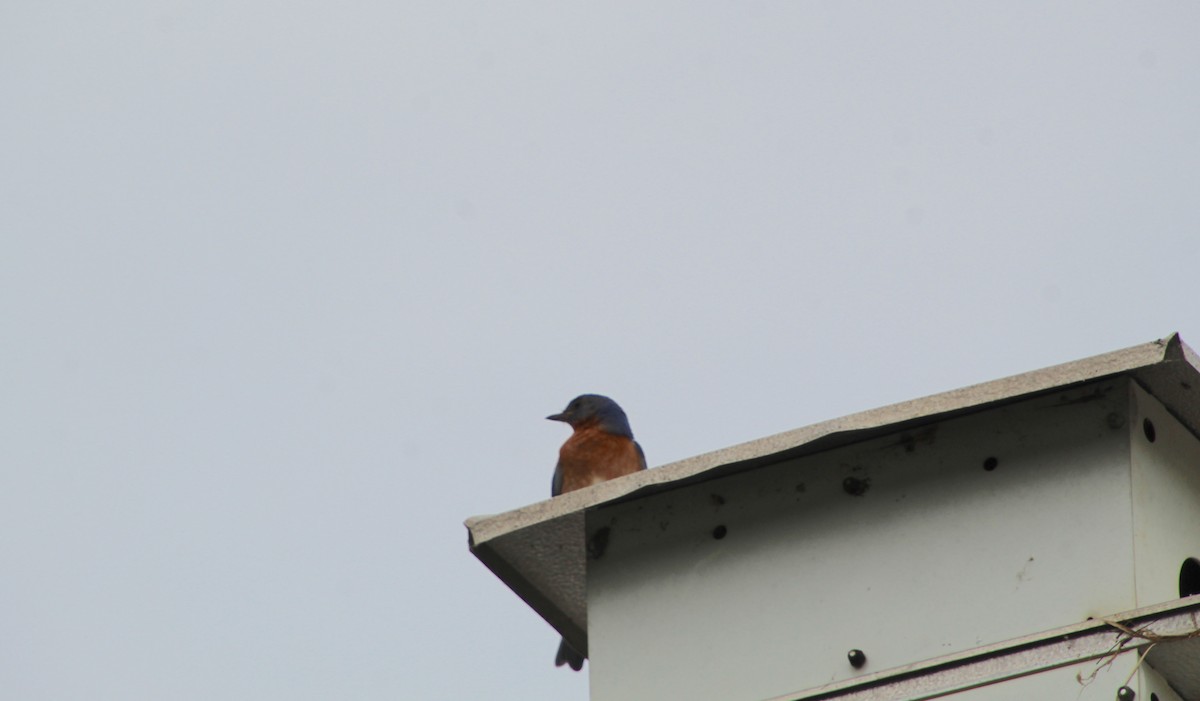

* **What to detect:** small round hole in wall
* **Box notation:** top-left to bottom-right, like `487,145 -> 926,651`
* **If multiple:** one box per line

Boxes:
1180,557 -> 1200,597
1143,418 -> 1157,442
1151,693 -> 1159,701
712,525 -> 727,540
983,457 -> 998,471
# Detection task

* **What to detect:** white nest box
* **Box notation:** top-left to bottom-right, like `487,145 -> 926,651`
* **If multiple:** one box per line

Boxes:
467,334 -> 1200,701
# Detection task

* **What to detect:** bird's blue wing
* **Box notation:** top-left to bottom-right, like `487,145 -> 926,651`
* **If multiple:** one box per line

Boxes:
635,441 -> 647,471
551,461 -> 564,497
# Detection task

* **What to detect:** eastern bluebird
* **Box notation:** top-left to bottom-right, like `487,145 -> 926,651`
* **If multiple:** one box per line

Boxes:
546,394 -> 646,671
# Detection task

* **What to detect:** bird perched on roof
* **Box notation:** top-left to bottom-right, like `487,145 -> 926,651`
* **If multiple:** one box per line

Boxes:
547,394 -> 646,671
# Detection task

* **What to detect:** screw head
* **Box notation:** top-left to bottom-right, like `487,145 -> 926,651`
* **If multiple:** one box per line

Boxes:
1117,686 -> 1135,701
847,649 -> 866,669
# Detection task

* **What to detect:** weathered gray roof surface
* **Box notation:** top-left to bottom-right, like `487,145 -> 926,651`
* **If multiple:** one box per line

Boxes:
465,333 -> 1200,655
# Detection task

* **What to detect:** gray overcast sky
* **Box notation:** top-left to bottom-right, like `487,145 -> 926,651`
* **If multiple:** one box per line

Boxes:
2,2 -> 1198,699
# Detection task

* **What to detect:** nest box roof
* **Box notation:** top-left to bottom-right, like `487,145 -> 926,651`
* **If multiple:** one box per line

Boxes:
465,333 -> 1200,656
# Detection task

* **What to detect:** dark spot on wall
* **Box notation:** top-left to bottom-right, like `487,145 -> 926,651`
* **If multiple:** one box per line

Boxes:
588,527 -> 610,560
843,476 -> 870,496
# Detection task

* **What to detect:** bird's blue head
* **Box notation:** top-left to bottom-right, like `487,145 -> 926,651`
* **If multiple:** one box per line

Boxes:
547,394 -> 634,438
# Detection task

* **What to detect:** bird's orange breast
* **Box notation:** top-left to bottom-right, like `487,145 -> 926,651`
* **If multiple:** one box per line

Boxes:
557,426 -> 644,494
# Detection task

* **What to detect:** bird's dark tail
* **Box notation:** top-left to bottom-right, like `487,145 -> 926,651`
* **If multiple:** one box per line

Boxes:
555,638 -> 584,671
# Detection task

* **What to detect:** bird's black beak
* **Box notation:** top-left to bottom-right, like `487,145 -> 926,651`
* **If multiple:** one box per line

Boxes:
546,411 -> 569,422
